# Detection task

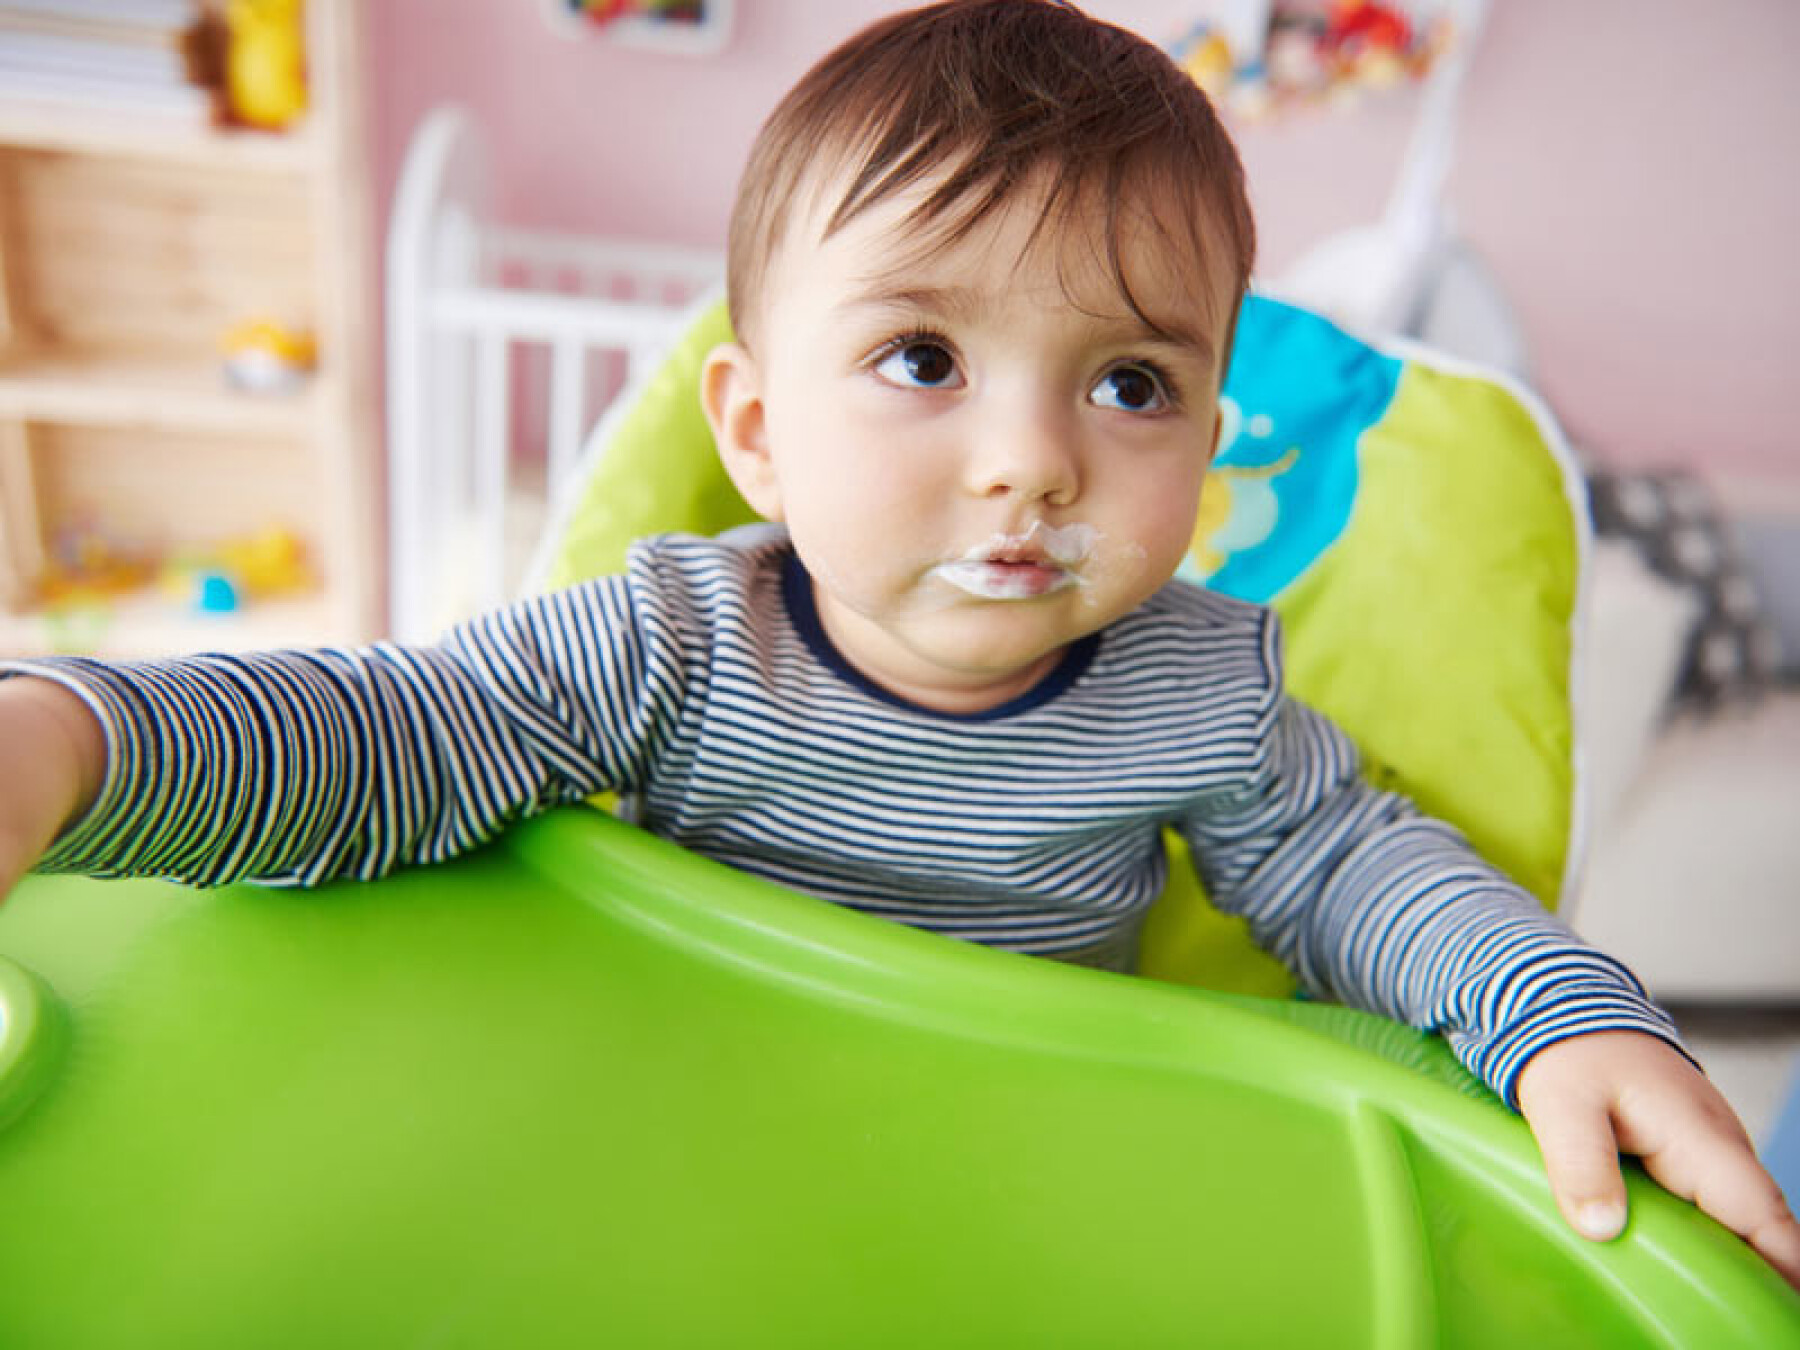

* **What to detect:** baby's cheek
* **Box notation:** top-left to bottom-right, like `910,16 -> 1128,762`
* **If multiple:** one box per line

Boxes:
793,528 -> 919,622
1145,485 -> 1205,565
1108,500 -> 1192,574
1054,532 -> 1150,617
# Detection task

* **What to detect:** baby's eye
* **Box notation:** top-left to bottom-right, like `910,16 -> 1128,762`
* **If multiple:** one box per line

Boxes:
1090,363 -> 1170,413
873,339 -> 962,389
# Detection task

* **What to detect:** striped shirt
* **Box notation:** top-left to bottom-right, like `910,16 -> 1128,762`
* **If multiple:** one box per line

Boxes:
11,525 -> 1679,1104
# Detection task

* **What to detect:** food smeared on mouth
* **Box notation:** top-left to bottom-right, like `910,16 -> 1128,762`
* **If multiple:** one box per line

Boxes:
931,522 -> 1098,600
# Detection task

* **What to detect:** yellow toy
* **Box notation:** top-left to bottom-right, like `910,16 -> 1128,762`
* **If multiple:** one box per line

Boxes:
1178,30 -> 1236,100
220,318 -> 317,394
215,526 -> 313,599
225,0 -> 309,131
161,527 -> 314,615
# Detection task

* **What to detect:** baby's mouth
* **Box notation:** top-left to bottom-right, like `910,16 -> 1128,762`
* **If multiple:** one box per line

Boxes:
930,523 -> 1097,600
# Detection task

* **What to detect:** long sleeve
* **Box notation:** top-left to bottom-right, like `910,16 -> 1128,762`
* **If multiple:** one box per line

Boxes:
1179,614 -> 1684,1106
7,569 -> 683,889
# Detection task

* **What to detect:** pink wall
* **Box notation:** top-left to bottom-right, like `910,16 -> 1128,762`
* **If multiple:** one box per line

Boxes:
1456,0 -> 1799,479
371,0 -> 1800,478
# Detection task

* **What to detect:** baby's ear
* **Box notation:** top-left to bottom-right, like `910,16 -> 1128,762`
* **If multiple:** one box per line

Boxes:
701,341 -> 783,522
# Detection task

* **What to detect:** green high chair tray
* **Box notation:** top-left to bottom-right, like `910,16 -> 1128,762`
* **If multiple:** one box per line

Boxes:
2,809 -> 1797,1346
5,295 -> 1797,1344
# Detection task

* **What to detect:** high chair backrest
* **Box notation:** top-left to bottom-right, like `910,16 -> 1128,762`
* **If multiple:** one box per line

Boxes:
527,294 -> 1588,995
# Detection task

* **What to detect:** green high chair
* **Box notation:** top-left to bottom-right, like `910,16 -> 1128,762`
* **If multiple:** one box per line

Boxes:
3,295 -> 1796,1347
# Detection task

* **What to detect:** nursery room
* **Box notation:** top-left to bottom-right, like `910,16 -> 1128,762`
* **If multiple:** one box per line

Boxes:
1,0 -> 1798,1342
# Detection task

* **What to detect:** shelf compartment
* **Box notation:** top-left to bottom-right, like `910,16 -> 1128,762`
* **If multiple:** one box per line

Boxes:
0,145 -> 318,361
0,98 -> 319,176
0,351 -> 318,436
0,0 -> 382,656
0,421 -> 333,660
29,420 -> 320,549
0,588 -> 335,660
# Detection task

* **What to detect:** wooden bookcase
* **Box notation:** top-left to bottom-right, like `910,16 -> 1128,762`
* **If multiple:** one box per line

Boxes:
0,0 -> 380,658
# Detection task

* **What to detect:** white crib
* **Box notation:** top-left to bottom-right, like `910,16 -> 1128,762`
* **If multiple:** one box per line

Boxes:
385,105 -> 723,643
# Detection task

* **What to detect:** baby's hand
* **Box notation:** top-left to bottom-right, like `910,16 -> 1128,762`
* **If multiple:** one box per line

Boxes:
0,677 -> 104,902
1515,1029 -> 1800,1290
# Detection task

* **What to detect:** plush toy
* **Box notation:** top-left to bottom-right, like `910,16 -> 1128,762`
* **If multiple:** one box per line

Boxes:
1323,1 -> 1417,87
37,522 -> 152,606
225,0 -> 308,130
162,526 -> 314,615
1172,26 -> 1236,100
566,0 -> 700,28
220,318 -> 317,394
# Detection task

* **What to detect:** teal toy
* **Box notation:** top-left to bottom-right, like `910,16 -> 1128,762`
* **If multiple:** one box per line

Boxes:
4,810 -> 1798,1346
195,569 -> 241,614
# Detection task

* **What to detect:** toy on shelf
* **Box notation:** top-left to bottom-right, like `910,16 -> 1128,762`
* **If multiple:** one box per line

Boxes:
1318,0 -> 1422,88
35,520 -> 154,609
33,520 -> 313,627
1174,26 -> 1238,102
31,521 -> 156,652
1169,0 -> 1457,120
223,0 -> 309,131
219,318 -> 317,394
558,0 -> 706,30
34,522 -> 313,626
538,0 -> 733,55
161,526 -> 315,616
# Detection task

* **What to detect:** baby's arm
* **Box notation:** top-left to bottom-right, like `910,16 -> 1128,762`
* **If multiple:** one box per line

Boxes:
0,676 -> 105,899
1182,665 -> 1798,1287
1516,1031 -> 1800,1288
0,574 -> 676,895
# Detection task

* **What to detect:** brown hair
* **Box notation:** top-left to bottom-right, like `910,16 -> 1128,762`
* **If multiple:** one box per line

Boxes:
726,0 -> 1256,355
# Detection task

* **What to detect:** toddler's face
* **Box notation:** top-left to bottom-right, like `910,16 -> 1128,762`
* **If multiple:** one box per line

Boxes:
707,172 -> 1233,714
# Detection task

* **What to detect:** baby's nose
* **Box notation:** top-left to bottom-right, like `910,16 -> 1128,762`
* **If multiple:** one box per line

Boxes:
966,403 -> 1080,504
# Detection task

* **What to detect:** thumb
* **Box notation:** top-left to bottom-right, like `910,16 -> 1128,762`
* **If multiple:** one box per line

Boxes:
1519,1081 -> 1631,1242
0,824 -> 46,907
0,850 -> 20,907
0,676 -> 107,905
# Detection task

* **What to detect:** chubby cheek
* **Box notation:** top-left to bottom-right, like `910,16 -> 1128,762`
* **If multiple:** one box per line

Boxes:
1095,471 -> 1203,596
777,478 -> 937,615
771,433 -> 951,580
1143,489 -> 1203,575
798,519 -> 939,618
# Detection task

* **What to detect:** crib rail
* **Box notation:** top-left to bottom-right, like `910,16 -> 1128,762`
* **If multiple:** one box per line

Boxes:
387,106 -> 720,643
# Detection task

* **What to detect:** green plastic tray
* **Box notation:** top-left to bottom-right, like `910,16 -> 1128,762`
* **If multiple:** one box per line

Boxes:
2,808 -> 1796,1347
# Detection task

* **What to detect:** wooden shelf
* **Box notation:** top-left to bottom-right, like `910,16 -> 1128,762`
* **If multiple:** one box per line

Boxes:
0,352 -> 319,437
0,0 -> 381,655
0,98 -> 319,175
0,589 -> 335,661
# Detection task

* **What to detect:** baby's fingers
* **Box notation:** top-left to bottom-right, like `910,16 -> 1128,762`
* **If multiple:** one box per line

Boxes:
1517,1030 -> 1800,1291
1621,1100 -> 1800,1291
1517,1070 -> 1630,1242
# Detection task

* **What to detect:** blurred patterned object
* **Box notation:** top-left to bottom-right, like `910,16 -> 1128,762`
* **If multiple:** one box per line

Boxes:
1585,467 -> 1783,706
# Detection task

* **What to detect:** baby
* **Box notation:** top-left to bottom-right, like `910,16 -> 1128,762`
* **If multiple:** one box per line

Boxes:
1,0 -> 1795,1290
